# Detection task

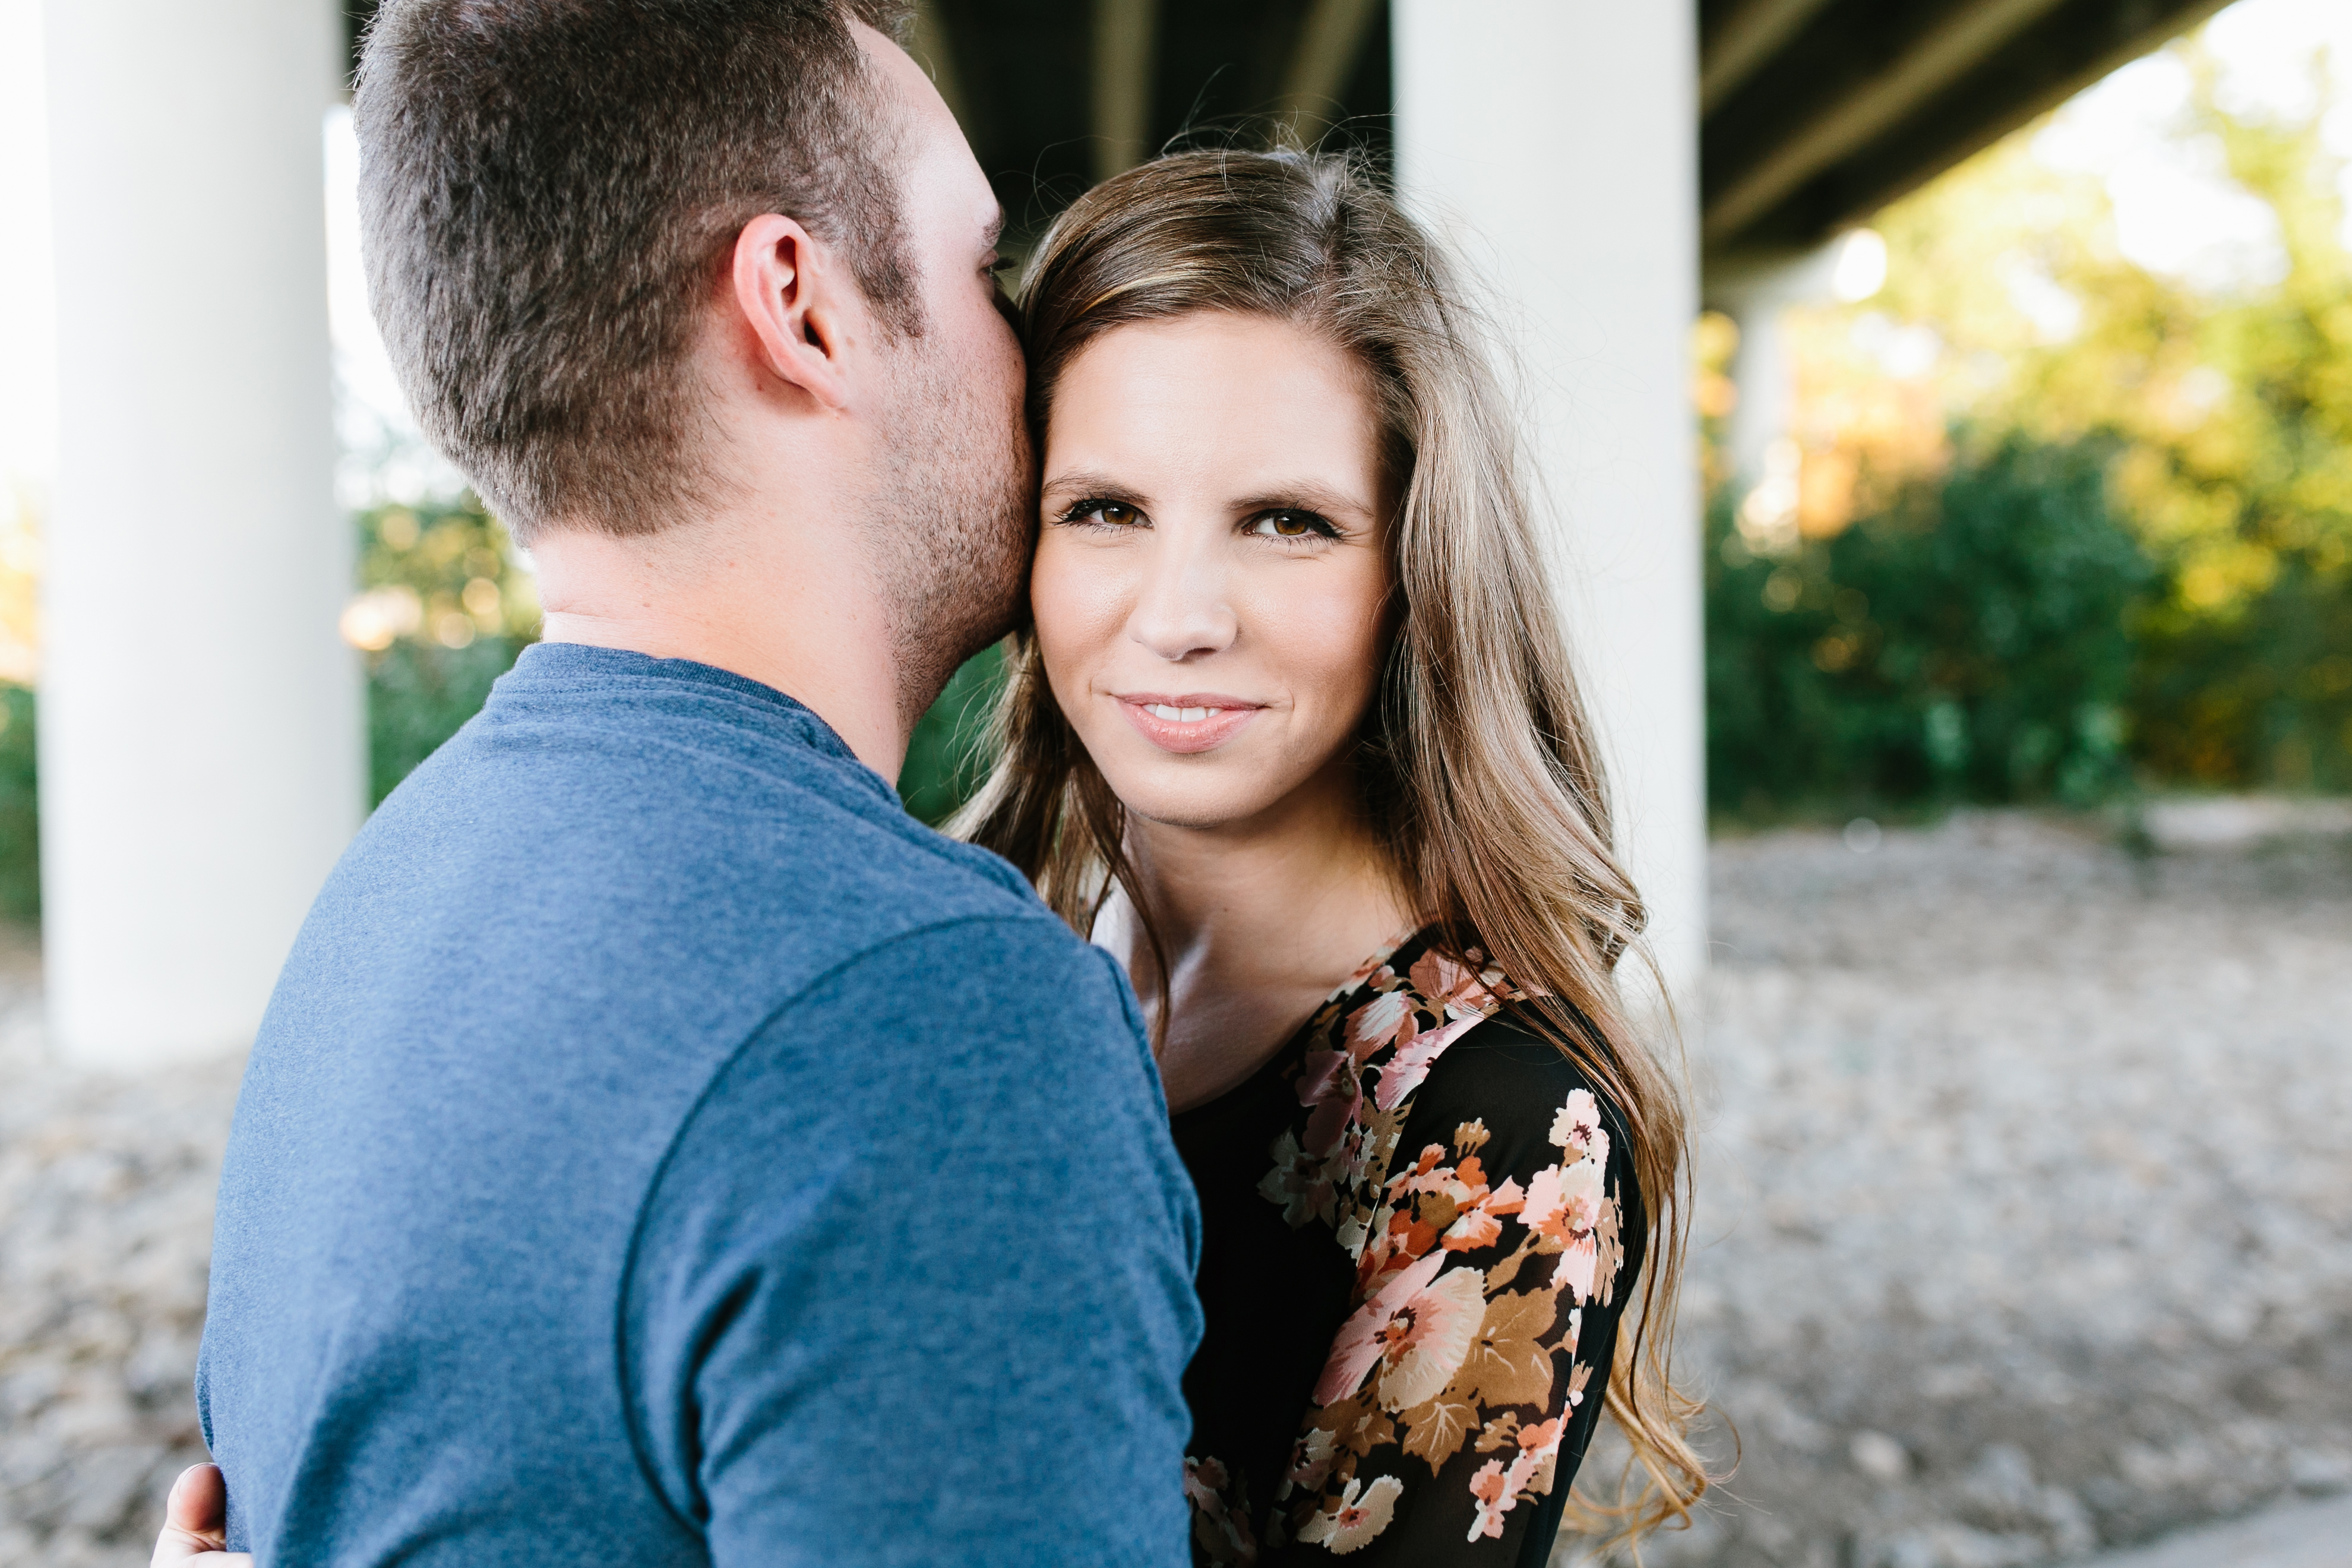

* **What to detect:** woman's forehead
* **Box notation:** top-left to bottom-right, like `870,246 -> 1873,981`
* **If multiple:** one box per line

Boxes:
1043,315 -> 1381,488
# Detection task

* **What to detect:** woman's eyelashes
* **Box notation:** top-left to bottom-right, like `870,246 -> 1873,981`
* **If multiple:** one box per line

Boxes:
1047,498 -> 1343,542
1243,508 -> 1341,543
1055,498 -> 1146,530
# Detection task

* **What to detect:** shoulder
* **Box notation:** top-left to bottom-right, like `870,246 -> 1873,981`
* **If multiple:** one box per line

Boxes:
331,672 -> 1051,994
629,910 -> 1188,1339
1413,1010 -> 1641,1207
1421,1011 -> 1625,1138
1310,938 -> 1629,1168
666,913 -> 1157,1176
1421,1010 -> 1595,1099
620,927 -> 1200,1558
397,682 -> 1037,912
769,911 -> 1137,1048
1345,1002 -> 1642,1320
1395,1007 -> 1646,1304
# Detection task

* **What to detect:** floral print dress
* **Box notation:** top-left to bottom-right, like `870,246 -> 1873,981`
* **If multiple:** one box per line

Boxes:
1169,928 -> 1642,1566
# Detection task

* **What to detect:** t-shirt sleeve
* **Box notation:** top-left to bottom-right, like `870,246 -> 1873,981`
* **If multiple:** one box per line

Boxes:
621,915 -> 1203,1568
1270,1023 -> 1641,1565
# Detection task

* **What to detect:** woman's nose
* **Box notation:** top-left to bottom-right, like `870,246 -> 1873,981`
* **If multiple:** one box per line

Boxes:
1126,533 -> 1237,663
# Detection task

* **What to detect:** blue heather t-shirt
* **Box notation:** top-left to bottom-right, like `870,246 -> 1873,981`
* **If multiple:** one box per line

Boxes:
198,644 -> 1203,1566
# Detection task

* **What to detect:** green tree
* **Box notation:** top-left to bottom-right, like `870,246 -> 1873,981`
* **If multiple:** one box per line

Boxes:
1741,35 -> 2352,799
1709,435 -> 2149,815
348,494 -> 539,804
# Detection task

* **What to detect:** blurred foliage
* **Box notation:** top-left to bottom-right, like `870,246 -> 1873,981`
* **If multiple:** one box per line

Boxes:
1713,33 -> 2352,813
0,487 -> 40,919
368,636 -> 530,804
899,644 -> 1008,825
0,685 -> 36,921
349,494 -> 538,805
1709,435 -> 2150,814
353,490 -> 1007,822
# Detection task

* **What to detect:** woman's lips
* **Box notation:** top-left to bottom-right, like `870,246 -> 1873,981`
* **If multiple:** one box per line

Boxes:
1115,694 -> 1263,754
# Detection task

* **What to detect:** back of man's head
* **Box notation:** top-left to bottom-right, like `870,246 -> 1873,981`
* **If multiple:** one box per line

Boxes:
356,0 -> 916,545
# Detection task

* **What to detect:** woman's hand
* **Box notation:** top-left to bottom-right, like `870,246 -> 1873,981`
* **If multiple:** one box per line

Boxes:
150,1464 -> 253,1568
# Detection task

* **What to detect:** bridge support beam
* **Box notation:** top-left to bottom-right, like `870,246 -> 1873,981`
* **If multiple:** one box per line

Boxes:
1395,0 -> 1708,998
41,0 -> 360,1066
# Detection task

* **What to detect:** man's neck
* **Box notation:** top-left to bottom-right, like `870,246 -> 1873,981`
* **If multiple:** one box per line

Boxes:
530,511 -> 912,785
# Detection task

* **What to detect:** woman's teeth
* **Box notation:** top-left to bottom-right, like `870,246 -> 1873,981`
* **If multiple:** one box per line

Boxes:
1145,704 -> 1221,723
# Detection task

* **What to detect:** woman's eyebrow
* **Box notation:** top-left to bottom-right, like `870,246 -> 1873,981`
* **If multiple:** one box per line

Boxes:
1039,469 -> 1147,503
1231,481 -> 1375,518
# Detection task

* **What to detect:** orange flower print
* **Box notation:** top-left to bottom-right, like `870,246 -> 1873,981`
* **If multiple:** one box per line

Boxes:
1406,949 -> 1507,1019
1466,1458 -> 1510,1539
1183,1456 -> 1260,1565
1521,1155 -> 1605,1303
1345,987 -> 1417,1061
1238,934 -> 1631,1561
1465,1416 -> 1567,1541
1373,1011 -> 1485,1111
1314,1251 -> 1487,1409
1548,1088 -> 1610,1166
1353,1206 -> 1434,1299
1440,1205 -> 1502,1253
1296,1475 -> 1403,1554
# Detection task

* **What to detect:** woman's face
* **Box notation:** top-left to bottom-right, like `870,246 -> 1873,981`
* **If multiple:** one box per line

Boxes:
1031,312 -> 1394,831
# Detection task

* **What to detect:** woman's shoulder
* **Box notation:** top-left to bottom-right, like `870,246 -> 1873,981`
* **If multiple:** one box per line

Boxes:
1284,927 -> 1642,1234
1427,1007 -> 1598,1088
1341,933 -> 1620,1117
1341,945 -> 1645,1330
1392,988 -> 1646,1250
1308,932 -> 1621,1130
1422,1010 -> 1625,1137
1405,1003 -> 1634,1168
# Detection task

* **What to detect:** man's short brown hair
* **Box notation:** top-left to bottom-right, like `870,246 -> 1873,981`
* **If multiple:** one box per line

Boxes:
357,0 -> 917,542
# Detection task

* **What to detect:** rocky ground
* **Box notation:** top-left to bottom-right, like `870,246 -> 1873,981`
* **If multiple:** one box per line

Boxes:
1572,811 -> 2352,1568
2,811 -> 2347,1567
0,931 -> 241,1568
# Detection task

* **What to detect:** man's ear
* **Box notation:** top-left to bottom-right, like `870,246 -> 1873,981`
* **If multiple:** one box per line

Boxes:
730,213 -> 858,411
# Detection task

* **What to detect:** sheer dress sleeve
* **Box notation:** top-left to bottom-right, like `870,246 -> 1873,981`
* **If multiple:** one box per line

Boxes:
1262,1002 -> 1644,1566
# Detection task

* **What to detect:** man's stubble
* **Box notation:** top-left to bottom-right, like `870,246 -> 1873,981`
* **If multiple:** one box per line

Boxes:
867,328 -> 1036,735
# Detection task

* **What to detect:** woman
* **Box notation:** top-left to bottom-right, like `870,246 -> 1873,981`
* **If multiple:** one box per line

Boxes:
151,146 -> 1700,1568
956,147 -> 1705,1563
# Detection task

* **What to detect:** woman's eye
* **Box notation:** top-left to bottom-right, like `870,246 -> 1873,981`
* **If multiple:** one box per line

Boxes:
1061,500 -> 1143,529
1246,510 -> 1336,540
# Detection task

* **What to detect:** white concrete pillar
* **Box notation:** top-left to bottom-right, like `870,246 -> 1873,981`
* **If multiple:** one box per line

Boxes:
41,0 -> 359,1066
1710,232 -> 1885,549
1715,276 -> 1803,497
1393,1 -> 1708,997
1710,259 -> 1814,557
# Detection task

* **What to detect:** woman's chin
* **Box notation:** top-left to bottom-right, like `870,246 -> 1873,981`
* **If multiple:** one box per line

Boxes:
1096,765 -> 1292,834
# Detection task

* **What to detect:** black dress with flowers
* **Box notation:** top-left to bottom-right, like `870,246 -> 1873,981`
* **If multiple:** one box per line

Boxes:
1170,928 -> 1642,1566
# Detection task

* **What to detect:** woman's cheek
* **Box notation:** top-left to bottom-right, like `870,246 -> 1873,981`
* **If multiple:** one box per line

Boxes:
1030,538 -> 1133,704
1261,566 -> 1389,730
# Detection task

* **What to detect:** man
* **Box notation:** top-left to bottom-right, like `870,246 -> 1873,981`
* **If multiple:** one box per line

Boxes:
155,2 -> 1200,1563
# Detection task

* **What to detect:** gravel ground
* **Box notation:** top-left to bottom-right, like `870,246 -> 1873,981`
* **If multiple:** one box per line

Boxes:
0,931 -> 241,1568
3,811 -> 2348,1567
1586,811 -> 2352,1568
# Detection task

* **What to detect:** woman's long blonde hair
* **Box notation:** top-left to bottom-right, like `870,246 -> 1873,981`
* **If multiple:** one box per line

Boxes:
953,147 -> 1709,1542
